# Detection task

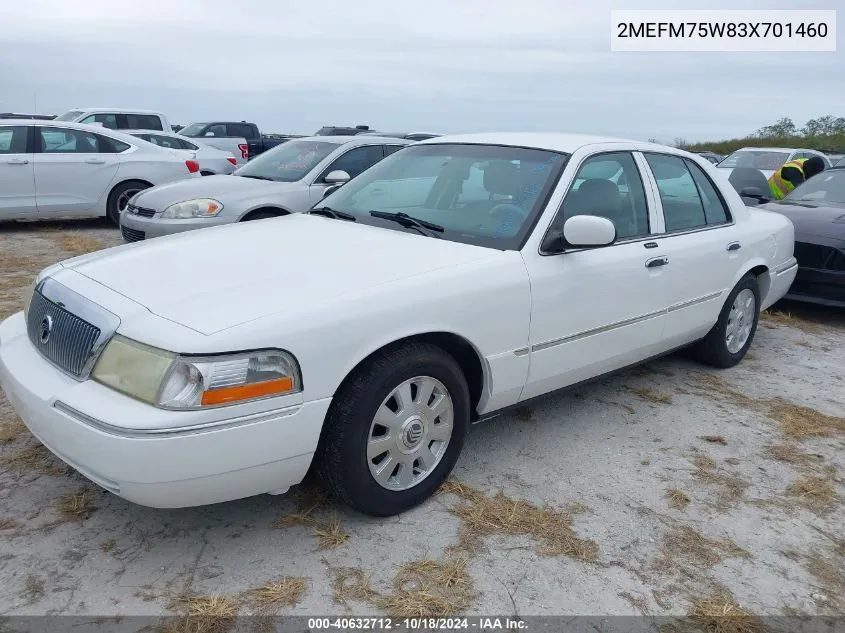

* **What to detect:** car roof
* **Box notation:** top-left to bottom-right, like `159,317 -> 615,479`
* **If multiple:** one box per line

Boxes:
731,147 -> 811,153
60,107 -> 165,115
288,135 -> 411,146
415,132 -> 667,153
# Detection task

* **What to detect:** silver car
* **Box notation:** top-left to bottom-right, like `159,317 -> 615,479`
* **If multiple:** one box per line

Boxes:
119,135 -> 411,241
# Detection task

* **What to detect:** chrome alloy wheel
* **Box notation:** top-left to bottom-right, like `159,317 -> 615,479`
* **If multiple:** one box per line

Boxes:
366,376 -> 454,491
725,288 -> 756,354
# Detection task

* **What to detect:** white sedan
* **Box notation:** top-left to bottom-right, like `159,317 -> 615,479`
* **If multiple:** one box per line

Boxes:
0,119 -> 201,225
125,129 -> 239,176
0,133 -> 797,516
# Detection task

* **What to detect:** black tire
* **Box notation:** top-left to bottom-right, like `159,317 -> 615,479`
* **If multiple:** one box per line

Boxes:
200,170 -> 215,177
241,210 -> 280,221
315,341 -> 470,517
106,181 -> 149,226
691,274 -> 760,368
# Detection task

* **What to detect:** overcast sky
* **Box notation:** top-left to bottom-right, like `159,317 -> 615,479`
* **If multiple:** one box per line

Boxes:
0,0 -> 842,142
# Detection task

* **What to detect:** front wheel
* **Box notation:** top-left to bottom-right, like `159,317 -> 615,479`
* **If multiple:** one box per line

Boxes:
691,274 -> 760,368
315,342 -> 470,516
107,181 -> 149,226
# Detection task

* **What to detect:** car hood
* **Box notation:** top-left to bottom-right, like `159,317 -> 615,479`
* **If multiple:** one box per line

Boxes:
759,200 -> 845,244
131,174 -> 302,209
63,214 -> 498,335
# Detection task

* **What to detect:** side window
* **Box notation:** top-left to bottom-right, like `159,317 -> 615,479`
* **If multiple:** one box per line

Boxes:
645,154 -> 708,232
80,113 -> 118,129
227,123 -> 255,139
206,124 -> 226,137
383,145 -> 404,156
39,127 -> 100,153
556,152 -> 650,239
148,134 -> 180,149
684,159 -> 731,225
126,114 -> 163,131
323,145 -> 385,179
97,135 -> 131,153
0,126 -> 28,154
179,139 -> 199,150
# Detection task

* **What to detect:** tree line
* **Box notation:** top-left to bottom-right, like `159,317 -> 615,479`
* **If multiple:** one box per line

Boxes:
653,116 -> 845,155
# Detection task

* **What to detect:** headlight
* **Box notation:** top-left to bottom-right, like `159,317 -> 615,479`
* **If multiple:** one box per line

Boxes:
160,198 -> 223,219
91,335 -> 301,409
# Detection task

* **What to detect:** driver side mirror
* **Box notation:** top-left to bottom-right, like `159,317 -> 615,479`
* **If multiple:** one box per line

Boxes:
323,169 -> 351,185
543,215 -> 617,252
739,187 -> 771,205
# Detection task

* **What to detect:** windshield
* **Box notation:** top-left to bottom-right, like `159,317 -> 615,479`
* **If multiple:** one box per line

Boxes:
786,169 -> 845,204
234,139 -> 338,182
717,150 -> 790,170
318,143 -> 568,249
179,122 -> 209,137
54,110 -> 84,122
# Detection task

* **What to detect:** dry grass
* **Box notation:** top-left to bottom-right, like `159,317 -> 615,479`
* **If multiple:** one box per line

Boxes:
20,574 -> 45,602
272,484 -> 347,549
686,587 -> 764,633
375,558 -> 476,618
1,442 -> 73,477
0,517 -> 21,531
246,577 -> 307,610
100,539 -> 117,553
699,435 -> 728,446
760,309 -> 824,335
785,474 -> 838,512
313,516 -> 349,549
768,400 -> 845,439
619,591 -> 651,615
805,553 -> 845,608
687,373 -> 757,409
442,480 -> 597,561
629,387 -> 673,405
0,251 -> 44,275
54,232 -> 105,256
331,567 -> 379,606
666,488 -> 691,510
57,487 -> 95,521
691,455 -> 750,509
163,594 -> 238,633
660,525 -> 749,570
0,417 -> 27,444
763,443 -> 825,468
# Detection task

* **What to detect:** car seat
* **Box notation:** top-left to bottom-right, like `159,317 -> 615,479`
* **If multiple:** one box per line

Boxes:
569,179 -> 628,231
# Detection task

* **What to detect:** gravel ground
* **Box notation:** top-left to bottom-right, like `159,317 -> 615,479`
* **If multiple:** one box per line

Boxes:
0,219 -> 843,626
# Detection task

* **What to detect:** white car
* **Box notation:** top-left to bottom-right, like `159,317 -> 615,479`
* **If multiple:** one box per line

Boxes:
125,130 -> 239,176
53,108 -> 172,133
716,146 -> 833,178
0,133 -> 798,517
0,120 -> 201,224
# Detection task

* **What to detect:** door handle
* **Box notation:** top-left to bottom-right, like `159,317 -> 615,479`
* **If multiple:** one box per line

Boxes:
646,256 -> 669,268
726,241 -> 742,252
644,241 -> 658,249
7,159 -> 29,165
85,158 -> 106,164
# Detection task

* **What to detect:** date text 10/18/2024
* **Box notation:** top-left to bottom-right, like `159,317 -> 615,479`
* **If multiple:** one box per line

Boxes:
308,617 -> 528,630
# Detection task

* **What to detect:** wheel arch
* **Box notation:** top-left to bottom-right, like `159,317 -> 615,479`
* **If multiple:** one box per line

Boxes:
238,206 -> 292,221
331,331 -> 488,419
738,260 -> 771,306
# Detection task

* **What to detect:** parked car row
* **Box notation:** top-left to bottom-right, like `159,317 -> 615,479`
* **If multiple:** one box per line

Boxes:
1,132 -> 800,517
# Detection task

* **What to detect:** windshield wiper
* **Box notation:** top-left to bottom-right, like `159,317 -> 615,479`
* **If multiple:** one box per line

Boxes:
369,211 -> 444,238
310,207 -> 357,221
237,174 -> 275,181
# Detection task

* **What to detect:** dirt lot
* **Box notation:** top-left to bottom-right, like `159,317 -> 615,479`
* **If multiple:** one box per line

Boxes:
1,219 -> 844,625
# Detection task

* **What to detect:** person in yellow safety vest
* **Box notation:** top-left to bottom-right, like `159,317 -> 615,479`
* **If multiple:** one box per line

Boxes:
768,156 -> 826,200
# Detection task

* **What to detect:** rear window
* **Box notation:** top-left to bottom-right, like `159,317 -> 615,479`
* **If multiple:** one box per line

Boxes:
54,110 -> 84,122
126,114 -> 163,131
717,150 -> 791,170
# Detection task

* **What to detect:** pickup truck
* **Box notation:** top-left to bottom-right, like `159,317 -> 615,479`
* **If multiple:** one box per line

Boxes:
53,108 -> 171,132
178,121 -> 298,161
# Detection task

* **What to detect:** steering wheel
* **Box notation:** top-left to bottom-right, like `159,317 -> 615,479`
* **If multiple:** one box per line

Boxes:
488,203 -> 528,222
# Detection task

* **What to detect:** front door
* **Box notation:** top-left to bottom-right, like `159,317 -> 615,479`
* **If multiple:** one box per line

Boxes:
308,144 -> 388,205
34,126 -> 121,215
520,151 -> 668,401
0,125 -> 36,218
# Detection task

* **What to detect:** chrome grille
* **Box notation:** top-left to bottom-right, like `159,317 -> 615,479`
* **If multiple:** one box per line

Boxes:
121,226 -> 146,242
126,203 -> 156,218
26,290 -> 101,377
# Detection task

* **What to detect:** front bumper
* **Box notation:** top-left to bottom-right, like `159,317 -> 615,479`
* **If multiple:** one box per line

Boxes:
0,312 -> 331,508
785,266 -> 845,308
119,211 -> 233,241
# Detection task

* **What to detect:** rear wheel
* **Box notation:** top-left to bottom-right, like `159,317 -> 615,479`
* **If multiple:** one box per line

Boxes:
316,342 -> 470,516
107,181 -> 149,226
691,274 -> 760,368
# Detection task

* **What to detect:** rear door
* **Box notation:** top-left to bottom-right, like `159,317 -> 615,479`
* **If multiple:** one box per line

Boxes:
0,125 -> 36,218
34,126 -> 122,215
639,152 -> 741,347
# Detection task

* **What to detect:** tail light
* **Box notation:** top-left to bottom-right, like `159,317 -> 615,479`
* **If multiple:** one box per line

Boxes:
185,160 -> 200,173
238,144 -> 249,160
227,157 -> 237,166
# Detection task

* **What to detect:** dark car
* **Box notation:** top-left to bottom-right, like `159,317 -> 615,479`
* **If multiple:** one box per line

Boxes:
315,125 -> 373,136
179,121 -> 297,159
758,166 -> 845,307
